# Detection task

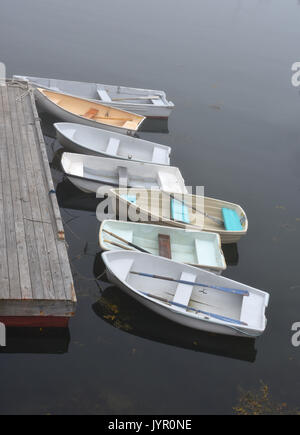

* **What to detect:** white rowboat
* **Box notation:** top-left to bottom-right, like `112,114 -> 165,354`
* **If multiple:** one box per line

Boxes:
34,88 -> 145,135
61,153 -> 187,194
54,122 -> 171,165
99,220 -> 227,274
110,188 -> 248,244
102,251 -> 269,337
13,75 -> 175,118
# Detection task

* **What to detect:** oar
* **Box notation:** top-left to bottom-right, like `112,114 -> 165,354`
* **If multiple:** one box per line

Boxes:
190,204 -> 224,226
165,291 -> 216,308
130,271 -> 249,297
170,194 -> 223,226
140,291 -> 247,326
111,96 -> 160,101
103,239 -> 133,251
94,116 -> 134,121
103,229 -> 152,254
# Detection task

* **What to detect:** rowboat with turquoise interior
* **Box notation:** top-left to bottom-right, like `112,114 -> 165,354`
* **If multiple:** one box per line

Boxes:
110,188 -> 248,244
99,220 -> 226,274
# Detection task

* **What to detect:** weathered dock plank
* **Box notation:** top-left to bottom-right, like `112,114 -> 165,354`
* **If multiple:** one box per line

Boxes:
0,80 -> 76,327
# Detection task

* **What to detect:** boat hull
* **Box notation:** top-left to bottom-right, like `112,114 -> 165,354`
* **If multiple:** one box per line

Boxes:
65,175 -> 102,193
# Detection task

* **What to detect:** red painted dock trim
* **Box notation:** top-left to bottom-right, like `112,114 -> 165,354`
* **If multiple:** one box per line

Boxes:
0,316 -> 70,328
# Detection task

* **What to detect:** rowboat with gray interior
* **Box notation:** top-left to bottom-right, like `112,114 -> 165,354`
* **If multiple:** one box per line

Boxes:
13,75 -> 175,118
99,219 -> 227,274
61,153 -> 187,194
102,251 -> 269,337
54,123 -> 171,165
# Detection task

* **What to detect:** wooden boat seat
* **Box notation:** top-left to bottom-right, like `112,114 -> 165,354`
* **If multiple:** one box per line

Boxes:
173,272 -> 197,310
106,137 -> 120,155
82,108 -> 99,119
152,147 -> 167,164
158,234 -> 172,259
123,120 -> 137,130
118,166 -> 128,187
97,88 -> 112,102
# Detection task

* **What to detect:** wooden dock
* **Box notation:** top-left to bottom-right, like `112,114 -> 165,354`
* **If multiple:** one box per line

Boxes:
0,80 -> 76,327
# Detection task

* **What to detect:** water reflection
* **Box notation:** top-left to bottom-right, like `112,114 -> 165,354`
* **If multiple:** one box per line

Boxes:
139,117 -> 169,134
39,109 -> 169,135
56,178 -> 101,212
92,285 -> 257,363
0,328 -> 70,354
222,243 -> 239,266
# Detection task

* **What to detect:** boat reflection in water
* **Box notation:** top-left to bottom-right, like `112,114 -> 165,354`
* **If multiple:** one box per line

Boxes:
56,177 -> 102,212
0,328 -> 70,354
222,243 -> 239,266
92,284 -> 257,363
138,117 -> 169,134
39,111 -> 169,136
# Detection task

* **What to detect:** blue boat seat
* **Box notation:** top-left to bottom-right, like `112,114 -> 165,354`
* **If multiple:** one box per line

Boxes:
170,198 -> 190,224
222,208 -> 243,231
121,194 -> 136,204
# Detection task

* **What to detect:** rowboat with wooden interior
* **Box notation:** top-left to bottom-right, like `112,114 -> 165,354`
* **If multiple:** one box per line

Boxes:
54,122 -> 171,165
13,75 -> 175,118
110,188 -> 248,244
102,251 -> 269,337
61,153 -> 187,194
34,88 -> 145,135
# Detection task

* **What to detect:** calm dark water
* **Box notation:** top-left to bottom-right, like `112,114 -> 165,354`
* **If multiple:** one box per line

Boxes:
1,0 -> 300,415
